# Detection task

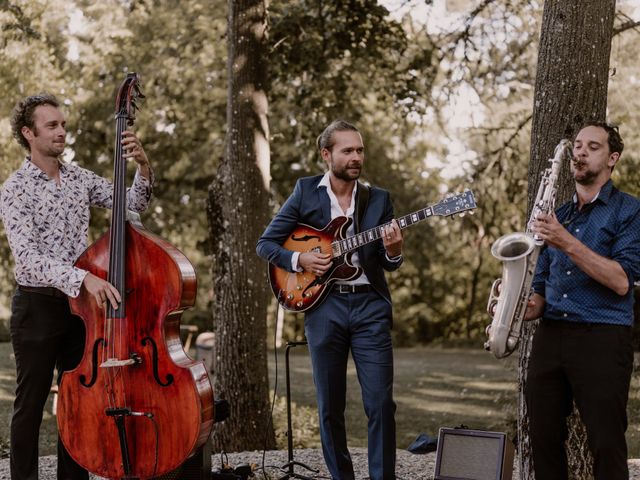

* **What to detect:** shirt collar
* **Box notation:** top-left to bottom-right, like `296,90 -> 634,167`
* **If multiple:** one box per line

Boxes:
317,172 -> 358,196
571,179 -> 613,206
22,156 -> 66,180
318,172 -> 331,189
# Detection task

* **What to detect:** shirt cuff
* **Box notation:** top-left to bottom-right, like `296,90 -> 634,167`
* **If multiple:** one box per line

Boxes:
291,251 -> 303,272
386,253 -> 403,262
62,269 -> 89,298
135,164 -> 155,186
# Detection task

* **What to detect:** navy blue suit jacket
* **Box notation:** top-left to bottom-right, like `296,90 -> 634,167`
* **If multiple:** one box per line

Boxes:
256,175 -> 402,305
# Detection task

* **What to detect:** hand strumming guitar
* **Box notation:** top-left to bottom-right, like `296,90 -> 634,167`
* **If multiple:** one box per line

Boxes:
299,252 -> 332,277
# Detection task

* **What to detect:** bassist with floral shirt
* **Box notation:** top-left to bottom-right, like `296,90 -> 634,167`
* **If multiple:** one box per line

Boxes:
0,93 -> 153,480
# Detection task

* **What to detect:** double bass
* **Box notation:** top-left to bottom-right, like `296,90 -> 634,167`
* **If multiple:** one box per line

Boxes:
57,73 -> 214,479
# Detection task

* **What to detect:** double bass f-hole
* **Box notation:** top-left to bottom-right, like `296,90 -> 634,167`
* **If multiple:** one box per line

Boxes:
141,336 -> 174,386
79,338 -> 106,388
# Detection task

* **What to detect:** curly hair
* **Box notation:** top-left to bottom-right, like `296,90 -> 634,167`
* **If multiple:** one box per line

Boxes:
10,93 -> 60,151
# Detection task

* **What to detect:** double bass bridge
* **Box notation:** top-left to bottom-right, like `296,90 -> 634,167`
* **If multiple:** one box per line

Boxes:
100,358 -> 136,368
100,353 -> 142,368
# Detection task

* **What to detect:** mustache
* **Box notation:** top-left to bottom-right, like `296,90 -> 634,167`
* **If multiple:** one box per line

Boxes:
572,157 -> 586,168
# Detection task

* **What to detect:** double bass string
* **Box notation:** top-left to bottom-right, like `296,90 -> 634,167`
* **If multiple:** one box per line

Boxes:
114,115 -> 130,411
103,119 -> 117,413
102,114 -> 129,412
103,116 -> 119,412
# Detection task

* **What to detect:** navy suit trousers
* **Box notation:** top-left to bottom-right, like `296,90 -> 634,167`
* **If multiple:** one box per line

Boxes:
305,289 -> 396,480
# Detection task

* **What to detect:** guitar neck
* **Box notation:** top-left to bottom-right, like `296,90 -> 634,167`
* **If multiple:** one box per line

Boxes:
331,206 -> 435,257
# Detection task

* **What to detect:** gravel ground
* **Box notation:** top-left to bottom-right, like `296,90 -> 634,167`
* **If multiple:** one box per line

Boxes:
1,450 -> 640,479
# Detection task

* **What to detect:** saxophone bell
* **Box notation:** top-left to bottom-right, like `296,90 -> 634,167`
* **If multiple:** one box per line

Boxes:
484,139 -> 573,359
484,232 -> 537,358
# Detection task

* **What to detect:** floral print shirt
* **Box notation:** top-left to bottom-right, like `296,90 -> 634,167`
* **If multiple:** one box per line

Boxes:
0,158 -> 153,297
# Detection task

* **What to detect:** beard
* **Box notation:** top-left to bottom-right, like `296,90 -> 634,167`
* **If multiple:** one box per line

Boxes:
572,159 -> 602,185
47,143 -> 65,157
32,127 -> 65,157
332,166 -> 361,181
329,156 -> 361,181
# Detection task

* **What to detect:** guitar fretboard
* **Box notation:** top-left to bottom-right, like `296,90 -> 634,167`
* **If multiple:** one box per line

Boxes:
330,191 -> 475,258
331,207 -> 436,257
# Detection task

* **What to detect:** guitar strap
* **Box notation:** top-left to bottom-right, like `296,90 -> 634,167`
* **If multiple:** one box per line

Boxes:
355,182 -> 370,233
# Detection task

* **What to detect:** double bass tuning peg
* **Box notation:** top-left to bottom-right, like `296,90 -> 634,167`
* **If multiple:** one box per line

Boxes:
134,83 -> 146,100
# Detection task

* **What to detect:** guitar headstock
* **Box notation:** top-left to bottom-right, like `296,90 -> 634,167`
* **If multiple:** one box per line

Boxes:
432,189 -> 477,217
114,72 -> 145,126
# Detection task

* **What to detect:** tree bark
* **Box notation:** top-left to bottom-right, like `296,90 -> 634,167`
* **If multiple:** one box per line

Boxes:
207,0 -> 275,452
518,1 -> 616,478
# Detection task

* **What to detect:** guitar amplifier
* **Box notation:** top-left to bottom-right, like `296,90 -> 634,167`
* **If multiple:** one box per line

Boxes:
434,428 -> 514,480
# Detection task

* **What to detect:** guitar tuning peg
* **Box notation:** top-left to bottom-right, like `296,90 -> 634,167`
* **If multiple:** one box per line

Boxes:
459,212 -> 466,218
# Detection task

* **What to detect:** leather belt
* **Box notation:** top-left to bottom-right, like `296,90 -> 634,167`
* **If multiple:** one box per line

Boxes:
333,284 -> 372,294
18,285 -> 67,299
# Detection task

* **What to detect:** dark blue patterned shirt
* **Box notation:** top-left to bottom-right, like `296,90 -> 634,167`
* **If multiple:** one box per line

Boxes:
532,180 -> 640,326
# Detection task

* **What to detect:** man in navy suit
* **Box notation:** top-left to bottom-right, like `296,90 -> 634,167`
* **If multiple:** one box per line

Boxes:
257,120 -> 403,480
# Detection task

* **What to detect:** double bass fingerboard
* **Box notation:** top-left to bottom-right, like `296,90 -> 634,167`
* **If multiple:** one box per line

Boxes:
106,114 -> 129,318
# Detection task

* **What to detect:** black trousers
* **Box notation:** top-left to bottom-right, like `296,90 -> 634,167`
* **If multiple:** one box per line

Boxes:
525,319 -> 633,480
9,288 -> 88,480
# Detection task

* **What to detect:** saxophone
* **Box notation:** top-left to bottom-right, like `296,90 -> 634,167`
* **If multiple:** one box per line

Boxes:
484,139 -> 573,359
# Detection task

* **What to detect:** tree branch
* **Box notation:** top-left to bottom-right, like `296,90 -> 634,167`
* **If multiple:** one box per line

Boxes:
613,19 -> 640,36
613,12 -> 640,37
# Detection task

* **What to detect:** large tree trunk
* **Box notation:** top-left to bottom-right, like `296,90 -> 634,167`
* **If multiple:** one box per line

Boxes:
206,0 -> 275,452
518,1 -> 616,478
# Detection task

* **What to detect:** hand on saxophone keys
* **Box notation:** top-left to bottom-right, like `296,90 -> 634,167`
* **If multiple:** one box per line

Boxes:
532,213 -> 574,251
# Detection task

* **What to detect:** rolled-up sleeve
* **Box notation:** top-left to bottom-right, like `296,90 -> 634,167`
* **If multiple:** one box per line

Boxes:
86,168 -> 153,212
610,201 -> 640,290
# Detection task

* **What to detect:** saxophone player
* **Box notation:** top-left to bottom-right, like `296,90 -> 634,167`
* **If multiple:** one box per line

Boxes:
524,122 -> 640,480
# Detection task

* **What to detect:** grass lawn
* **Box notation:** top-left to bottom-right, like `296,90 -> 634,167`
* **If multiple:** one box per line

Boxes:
1,341 -> 638,458
270,345 -> 521,452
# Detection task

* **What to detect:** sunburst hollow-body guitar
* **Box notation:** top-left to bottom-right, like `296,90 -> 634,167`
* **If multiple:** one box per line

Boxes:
269,190 -> 477,312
